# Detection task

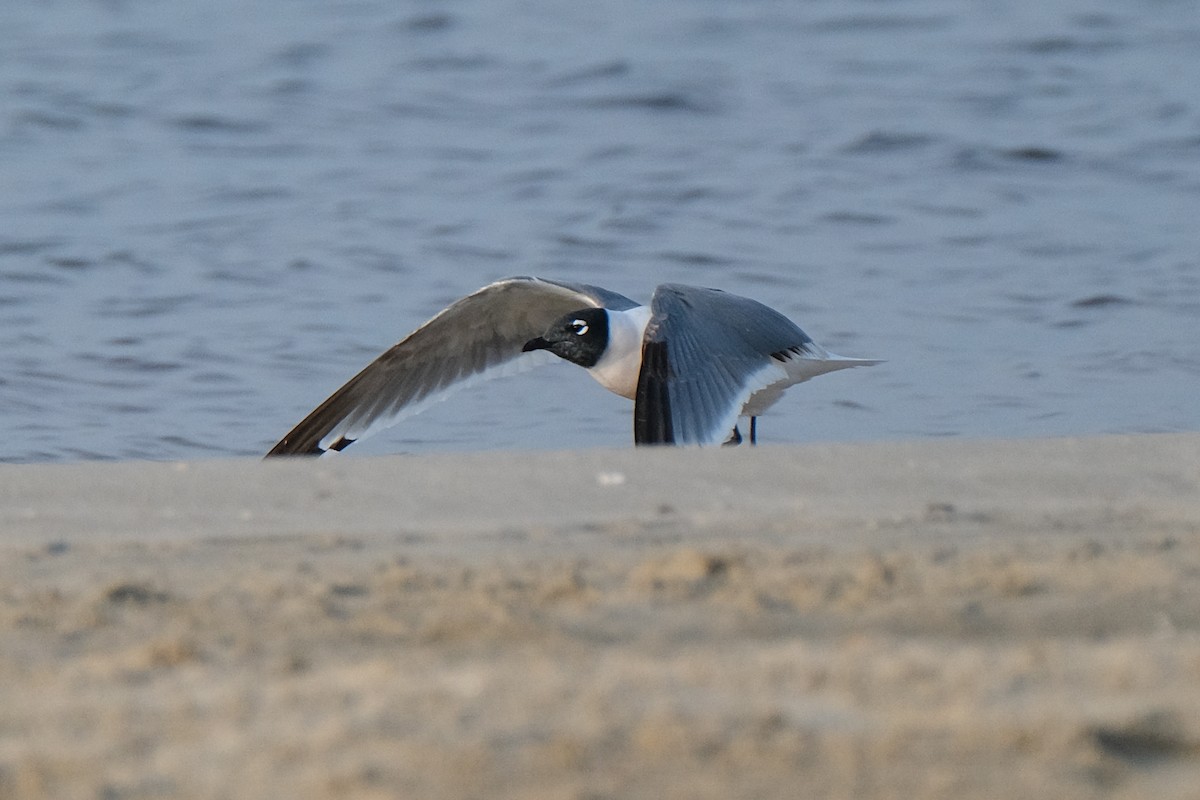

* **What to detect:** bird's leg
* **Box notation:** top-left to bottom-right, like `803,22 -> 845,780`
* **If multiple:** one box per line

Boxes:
749,417 -> 758,446
723,426 -> 742,446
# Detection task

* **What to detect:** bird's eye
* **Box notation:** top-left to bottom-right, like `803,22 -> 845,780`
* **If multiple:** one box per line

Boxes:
570,319 -> 589,335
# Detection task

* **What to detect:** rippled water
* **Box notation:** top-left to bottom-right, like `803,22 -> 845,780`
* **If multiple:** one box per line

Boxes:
2,0 -> 1198,462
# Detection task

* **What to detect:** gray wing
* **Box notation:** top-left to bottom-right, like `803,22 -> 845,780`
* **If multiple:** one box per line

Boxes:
267,276 -> 636,456
633,284 -> 820,446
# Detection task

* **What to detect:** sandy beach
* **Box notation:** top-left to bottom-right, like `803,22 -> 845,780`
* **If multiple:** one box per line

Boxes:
2,433 -> 1199,799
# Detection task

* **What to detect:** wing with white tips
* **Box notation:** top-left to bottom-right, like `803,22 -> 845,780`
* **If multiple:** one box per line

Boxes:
634,285 -> 880,445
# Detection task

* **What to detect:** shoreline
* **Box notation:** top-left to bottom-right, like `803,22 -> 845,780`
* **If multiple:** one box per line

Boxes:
3,432 -> 1197,543
2,433 -> 1199,798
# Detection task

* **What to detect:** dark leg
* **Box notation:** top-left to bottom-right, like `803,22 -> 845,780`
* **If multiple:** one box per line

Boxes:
723,425 -> 742,446
749,417 -> 758,445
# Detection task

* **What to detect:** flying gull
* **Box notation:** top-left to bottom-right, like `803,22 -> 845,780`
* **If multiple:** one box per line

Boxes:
265,276 -> 880,455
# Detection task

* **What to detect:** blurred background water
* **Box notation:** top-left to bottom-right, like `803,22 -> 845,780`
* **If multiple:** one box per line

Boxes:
1,0 -> 1197,462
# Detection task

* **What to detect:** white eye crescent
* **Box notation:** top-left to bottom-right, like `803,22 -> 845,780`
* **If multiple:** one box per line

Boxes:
570,319 -> 588,335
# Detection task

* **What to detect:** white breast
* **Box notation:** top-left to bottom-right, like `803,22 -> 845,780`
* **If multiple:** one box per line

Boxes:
586,305 -> 652,399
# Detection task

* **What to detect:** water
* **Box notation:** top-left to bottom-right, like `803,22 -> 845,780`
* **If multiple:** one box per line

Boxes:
1,0 -> 1198,462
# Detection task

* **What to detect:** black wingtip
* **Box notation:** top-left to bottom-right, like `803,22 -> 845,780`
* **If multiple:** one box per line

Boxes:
633,340 -> 674,445
264,437 -> 328,458
263,433 -> 355,458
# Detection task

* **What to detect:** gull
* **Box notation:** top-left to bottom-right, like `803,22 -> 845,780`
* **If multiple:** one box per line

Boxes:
265,276 -> 880,455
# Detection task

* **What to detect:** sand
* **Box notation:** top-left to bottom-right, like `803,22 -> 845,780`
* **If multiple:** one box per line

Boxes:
1,433 -> 1199,799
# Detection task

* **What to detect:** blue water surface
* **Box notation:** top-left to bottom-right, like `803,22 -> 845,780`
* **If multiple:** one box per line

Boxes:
1,0 -> 1198,461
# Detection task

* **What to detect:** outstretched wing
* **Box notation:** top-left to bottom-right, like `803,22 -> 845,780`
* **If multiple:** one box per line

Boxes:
267,276 -> 636,456
633,285 -> 875,446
